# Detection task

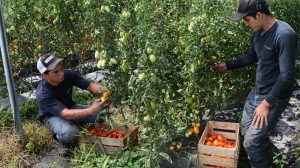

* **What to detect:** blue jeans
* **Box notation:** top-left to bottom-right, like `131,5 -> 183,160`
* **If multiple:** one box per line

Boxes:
43,104 -> 99,147
241,89 -> 290,168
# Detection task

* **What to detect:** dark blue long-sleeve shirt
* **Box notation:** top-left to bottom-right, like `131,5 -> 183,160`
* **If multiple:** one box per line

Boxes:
226,21 -> 298,105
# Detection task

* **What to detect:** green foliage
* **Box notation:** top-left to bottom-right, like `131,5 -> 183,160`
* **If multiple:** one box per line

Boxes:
234,110 -> 243,122
72,87 -> 98,104
269,0 -> 300,34
0,99 -> 38,127
295,146 -> 300,164
21,122 -> 52,153
0,111 -> 14,127
296,111 -> 300,118
19,99 -> 39,120
95,0 -> 255,149
72,141 -> 167,168
273,152 -> 288,168
1,0 -> 299,167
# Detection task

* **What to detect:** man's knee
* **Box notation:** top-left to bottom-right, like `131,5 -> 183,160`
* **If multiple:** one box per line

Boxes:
243,129 -> 267,155
56,125 -> 80,145
243,135 -> 254,151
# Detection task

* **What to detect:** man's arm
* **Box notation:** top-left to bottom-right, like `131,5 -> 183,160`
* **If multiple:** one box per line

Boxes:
253,29 -> 297,128
213,49 -> 257,72
59,100 -> 108,120
265,29 -> 298,105
225,49 -> 258,70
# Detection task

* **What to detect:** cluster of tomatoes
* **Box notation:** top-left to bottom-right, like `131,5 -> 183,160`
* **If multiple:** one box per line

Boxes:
168,141 -> 183,151
100,90 -> 112,102
204,134 -> 236,148
203,164 -> 227,168
185,122 -> 200,138
88,127 -> 126,139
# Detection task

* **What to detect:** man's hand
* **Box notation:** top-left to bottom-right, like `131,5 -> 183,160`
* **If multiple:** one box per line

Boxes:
87,82 -> 104,94
252,100 -> 270,128
213,62 -> 227,72
90,99 -> 110,113
99,100 -> 110,108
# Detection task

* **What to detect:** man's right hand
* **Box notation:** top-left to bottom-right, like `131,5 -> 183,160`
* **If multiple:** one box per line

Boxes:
213,62 -> 227,72
90,99 -> 110,114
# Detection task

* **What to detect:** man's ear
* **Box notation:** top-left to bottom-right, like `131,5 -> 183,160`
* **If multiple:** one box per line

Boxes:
41,73 -> 48,78
256,12 -> 263,19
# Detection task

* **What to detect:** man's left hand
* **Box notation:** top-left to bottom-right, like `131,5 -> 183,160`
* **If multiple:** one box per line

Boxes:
252,100 -> 270,128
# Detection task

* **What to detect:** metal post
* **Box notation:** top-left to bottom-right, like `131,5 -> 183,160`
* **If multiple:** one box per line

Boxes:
0,0 -> 23,134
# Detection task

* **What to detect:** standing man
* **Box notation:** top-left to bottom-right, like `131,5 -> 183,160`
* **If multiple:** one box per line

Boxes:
214,0 -> 298,167
36,53 -> 109,148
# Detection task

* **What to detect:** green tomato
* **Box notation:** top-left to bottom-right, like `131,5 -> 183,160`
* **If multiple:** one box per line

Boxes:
104,6 -> 111,13
6,25 -> 15,33
296,112 -> 300,118
186,98 -> 193,105
142,128 -> 149,134
169,145 -> 175,151
53,18 -> 59,24
121,11 -> 131,19
100,50 -> 107,59
146,47 -> 153,54
176,142 -> 183,149
95,51 -> 101,60
119,37 -> 127,44
109,58 -> 118,65
143,115 -> 151,122
119,32 -> 129,44
138,73 -> 146,80
101,6 -> 110,13
150,101 -> 157,110
97,60 -> 106,69
150,73 -> 157,83
121,60 -> 130,72
296,147 -> 300,154
84,0 -> 90,7
149,54 -> 156,63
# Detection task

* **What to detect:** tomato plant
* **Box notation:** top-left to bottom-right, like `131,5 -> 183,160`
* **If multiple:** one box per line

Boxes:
1,0 -> 299,167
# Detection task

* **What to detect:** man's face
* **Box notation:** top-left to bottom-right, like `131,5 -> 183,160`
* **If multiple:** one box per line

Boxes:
44,64 -> 64,85
242,14 -> 262,32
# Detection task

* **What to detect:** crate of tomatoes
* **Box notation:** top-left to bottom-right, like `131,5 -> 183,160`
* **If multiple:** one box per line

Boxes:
84,122 -> 138,155
198,121 -> 240,168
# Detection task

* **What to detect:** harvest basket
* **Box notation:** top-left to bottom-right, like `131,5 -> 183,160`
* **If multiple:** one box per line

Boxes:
83,122 -> 138,155
198,121 -> 240,168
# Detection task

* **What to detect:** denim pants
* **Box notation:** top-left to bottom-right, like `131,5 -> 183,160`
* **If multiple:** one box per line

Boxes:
241,89 -> 290,168
43,104 -> 98,147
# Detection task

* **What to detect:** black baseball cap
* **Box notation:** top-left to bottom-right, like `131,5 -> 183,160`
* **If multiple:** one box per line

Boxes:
229,0 -> 269,21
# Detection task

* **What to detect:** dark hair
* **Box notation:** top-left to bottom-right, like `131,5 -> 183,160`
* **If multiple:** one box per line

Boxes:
246,8 -> 272,18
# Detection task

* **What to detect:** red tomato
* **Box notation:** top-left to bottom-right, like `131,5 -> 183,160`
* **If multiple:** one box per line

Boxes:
205,141 -> 213,146
213,139 -> 219,147
217,134 -> 225,142
206,137 -> 214,142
